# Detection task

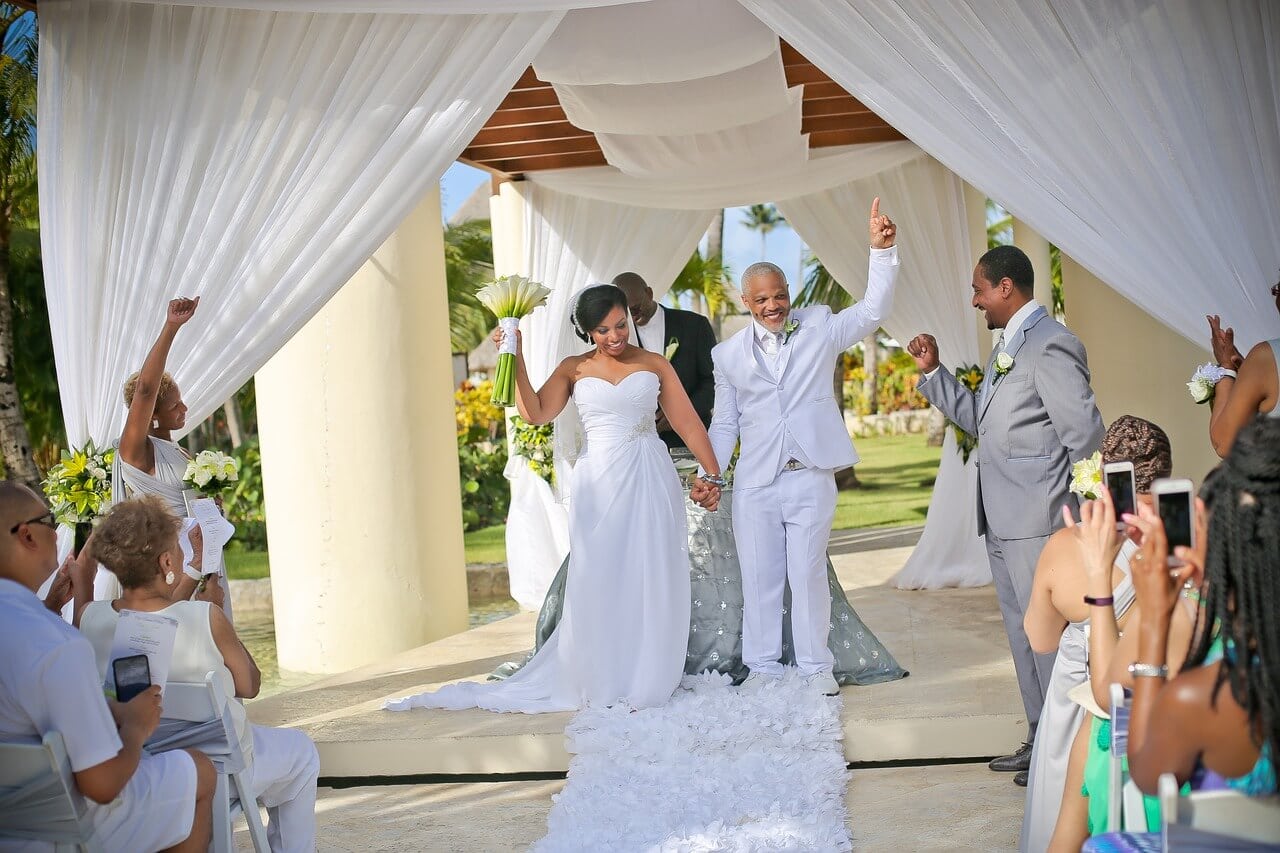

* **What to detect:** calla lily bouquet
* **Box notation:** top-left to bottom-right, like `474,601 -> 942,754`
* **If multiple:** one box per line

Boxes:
42,442 -> 115,526
183,450 -> 240,497
476,275 -> 551,406
1070,451 -> 1104,501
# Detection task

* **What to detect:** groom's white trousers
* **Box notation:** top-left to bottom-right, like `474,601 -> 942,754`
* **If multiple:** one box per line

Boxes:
731,466 -> 837,677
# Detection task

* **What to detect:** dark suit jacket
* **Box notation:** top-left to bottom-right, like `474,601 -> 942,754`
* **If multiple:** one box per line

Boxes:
640,306 -> 716,448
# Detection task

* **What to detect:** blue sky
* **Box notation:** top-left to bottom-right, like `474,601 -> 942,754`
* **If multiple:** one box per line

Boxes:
440,162 -> 809,298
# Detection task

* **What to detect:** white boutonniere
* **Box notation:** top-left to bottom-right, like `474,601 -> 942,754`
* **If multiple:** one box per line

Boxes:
664,338 -> 679,361
1186,362 -> 1231,404
1069,451 -> 1103,501
993,352 -> 1014,378
782,318 -> 800,345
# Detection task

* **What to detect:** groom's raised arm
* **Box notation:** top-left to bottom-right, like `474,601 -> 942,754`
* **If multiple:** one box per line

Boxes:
706,356 -> 740,476
829,198 -> 900,351
918,367 -> 979,437
828,245 -> 900,352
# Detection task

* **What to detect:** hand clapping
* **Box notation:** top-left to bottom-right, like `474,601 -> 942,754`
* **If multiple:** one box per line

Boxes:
1206,314 -> 1244,370
869,197 -> 897,249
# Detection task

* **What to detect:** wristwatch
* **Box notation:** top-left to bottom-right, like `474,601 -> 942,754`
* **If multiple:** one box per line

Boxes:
1128,662 -> 1169,679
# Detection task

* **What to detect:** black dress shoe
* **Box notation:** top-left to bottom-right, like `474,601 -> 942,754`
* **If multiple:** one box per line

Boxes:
1014,770 -> 1028,787
989,742 -> 1033,772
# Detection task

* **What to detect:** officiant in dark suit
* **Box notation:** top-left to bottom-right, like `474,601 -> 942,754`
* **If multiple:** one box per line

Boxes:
613,272 -> 716,449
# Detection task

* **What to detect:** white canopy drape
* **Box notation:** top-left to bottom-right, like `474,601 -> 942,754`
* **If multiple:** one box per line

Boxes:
778,155 -> 990,589
505,183 -> 712,608
39,1 -> 561,446
743,0 -> 1280,348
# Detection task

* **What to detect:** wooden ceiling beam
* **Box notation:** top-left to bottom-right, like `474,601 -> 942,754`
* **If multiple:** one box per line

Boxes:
801,113 -> 889,134
493,86 -> 561,111
784,64 -> 835,86
483,105 -> 571,128
801,96 -> 874,118
477,150 -> 609,175
808,127 -> 908,147
470,120 -> 595,147
800,81 -> 853,101
464,136 -> 603,163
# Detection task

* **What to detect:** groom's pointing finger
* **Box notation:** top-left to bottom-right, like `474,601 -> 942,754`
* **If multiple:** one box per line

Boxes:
871,196 -> 880,219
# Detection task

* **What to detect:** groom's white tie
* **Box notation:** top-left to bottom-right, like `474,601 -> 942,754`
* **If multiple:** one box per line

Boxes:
762,330 -> 782,356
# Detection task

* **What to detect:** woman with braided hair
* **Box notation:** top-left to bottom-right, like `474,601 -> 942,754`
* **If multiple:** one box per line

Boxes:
1083,416 -> 1279,851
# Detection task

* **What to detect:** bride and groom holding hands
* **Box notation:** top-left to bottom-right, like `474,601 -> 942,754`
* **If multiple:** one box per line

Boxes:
388,199 -> 899,715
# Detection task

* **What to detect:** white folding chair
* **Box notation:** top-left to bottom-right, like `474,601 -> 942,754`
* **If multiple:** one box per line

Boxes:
0,731 -> 100,851
147,671 -> 270,853
1159,772 -> 1280,850
1108,682 -> 1153,832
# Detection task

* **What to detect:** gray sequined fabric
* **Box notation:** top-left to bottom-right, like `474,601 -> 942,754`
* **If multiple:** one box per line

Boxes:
493,488 -> 908,687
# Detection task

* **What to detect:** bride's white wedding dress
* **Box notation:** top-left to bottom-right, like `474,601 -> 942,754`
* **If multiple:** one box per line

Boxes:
387,370 -> 690,714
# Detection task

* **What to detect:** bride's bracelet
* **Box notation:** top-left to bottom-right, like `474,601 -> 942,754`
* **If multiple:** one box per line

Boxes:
698,473 -> 726,488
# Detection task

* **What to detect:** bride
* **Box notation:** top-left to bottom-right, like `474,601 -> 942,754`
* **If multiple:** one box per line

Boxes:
388,284 -> 725,714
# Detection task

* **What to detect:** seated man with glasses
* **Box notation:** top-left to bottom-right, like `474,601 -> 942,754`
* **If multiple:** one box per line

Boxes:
0,480 -> 216,852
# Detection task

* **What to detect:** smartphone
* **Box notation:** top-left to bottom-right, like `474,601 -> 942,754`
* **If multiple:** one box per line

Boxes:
1152,477 -> 1195,567
112,654 -> 152,703
1104,461 -> 1137,528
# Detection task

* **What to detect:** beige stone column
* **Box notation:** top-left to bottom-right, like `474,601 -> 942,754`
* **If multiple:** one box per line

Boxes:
489,180 -> 526,278
963,182 -> 994,362
1011,216 -> 1054,311
256,186 -> 469,674
1061,255 -> 1218,483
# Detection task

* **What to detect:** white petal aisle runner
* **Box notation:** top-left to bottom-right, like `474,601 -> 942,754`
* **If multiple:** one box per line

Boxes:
534,671 -> 851,851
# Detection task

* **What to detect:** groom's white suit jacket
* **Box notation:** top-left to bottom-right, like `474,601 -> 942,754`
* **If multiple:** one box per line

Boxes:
709,247 -> 899,490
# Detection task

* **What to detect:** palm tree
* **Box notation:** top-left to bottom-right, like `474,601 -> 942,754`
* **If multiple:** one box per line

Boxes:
741,203 -> 785,257
443,219 -> 496,355
0,8 -> 40,488
668,250 -> 733,335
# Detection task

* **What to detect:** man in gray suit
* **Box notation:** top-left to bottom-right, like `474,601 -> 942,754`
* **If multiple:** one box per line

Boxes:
907,245 -> 1103,785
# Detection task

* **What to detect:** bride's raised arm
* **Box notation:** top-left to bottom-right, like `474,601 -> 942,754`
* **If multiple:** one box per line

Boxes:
491,327 -> 574,426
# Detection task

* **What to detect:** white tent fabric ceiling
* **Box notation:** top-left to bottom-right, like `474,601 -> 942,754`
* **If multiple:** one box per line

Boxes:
36,0 -> 1280,600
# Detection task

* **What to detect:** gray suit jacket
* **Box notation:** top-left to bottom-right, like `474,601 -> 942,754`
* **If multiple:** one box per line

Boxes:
918,307 -> 1104,540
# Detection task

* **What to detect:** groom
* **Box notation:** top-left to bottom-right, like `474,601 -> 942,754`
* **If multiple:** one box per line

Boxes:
907,245 -> 1103,784
697,199 -> 899,695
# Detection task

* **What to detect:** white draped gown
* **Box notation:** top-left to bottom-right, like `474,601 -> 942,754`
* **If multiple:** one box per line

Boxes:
387,370 -> 690,713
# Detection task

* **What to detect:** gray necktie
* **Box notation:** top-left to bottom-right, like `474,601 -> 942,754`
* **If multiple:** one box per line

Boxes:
979,331 -> 1005,411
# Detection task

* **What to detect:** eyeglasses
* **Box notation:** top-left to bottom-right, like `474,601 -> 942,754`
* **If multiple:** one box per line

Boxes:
9,511 -> 57,535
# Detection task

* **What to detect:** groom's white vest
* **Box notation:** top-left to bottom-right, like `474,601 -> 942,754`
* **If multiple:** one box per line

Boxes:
709,248 -> 899,489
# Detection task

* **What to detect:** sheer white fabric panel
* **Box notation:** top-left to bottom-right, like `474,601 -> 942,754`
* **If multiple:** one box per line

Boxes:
596,87 -> 807,179
778,155 -> 990,588
554,51 -> 792,135
529,141 -> 922,210
533,0 -> 776,85
741,0 -> 1280,348
39,1 -> 560,446
503,183 -> 711,608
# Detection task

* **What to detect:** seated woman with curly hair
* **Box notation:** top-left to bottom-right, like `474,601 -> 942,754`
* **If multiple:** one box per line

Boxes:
80,496 -> 320,853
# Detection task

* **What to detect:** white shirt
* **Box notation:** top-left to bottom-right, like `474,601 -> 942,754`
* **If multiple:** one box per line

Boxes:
751,315 -> 814,471
633,304 -> 667,355
0,578 -> 122,772
925,299 -> 1042,380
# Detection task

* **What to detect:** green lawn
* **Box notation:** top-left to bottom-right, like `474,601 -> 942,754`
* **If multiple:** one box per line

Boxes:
227,434 -> 944,572
224,550 -> 271,581
833,433 -> 942,529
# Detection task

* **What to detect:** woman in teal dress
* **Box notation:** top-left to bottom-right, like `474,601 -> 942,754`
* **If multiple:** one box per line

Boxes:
1083,417 -> 1280,851
496,459 -> 907,687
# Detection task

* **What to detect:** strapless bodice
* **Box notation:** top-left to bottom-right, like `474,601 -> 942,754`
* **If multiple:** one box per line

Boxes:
573,370 -> 661,450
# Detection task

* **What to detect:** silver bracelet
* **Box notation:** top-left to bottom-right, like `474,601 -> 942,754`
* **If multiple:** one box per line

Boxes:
699,473 -> 726,488
1128,662 -> 1169,679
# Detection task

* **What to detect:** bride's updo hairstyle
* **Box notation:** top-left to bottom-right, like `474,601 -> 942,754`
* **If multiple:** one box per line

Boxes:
571,284 -> 628,343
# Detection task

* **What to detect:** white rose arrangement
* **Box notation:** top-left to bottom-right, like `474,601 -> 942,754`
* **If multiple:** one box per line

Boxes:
1069,451 -> 1103,501
183,449 -> 240,496
993,351 -> 1015,377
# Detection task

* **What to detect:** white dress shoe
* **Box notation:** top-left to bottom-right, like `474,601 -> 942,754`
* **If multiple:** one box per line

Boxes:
805,671 -> 841,696
739,672 -> 779,690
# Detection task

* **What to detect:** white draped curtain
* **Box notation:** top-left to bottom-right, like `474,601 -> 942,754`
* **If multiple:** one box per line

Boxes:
778,155 -> 990,589
742,0 -> 1280,349
39,1 -> 562,447
504,183 -> 711,608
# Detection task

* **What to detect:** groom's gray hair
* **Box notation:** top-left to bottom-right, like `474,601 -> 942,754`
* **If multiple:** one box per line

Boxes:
741,261 -> 787,289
